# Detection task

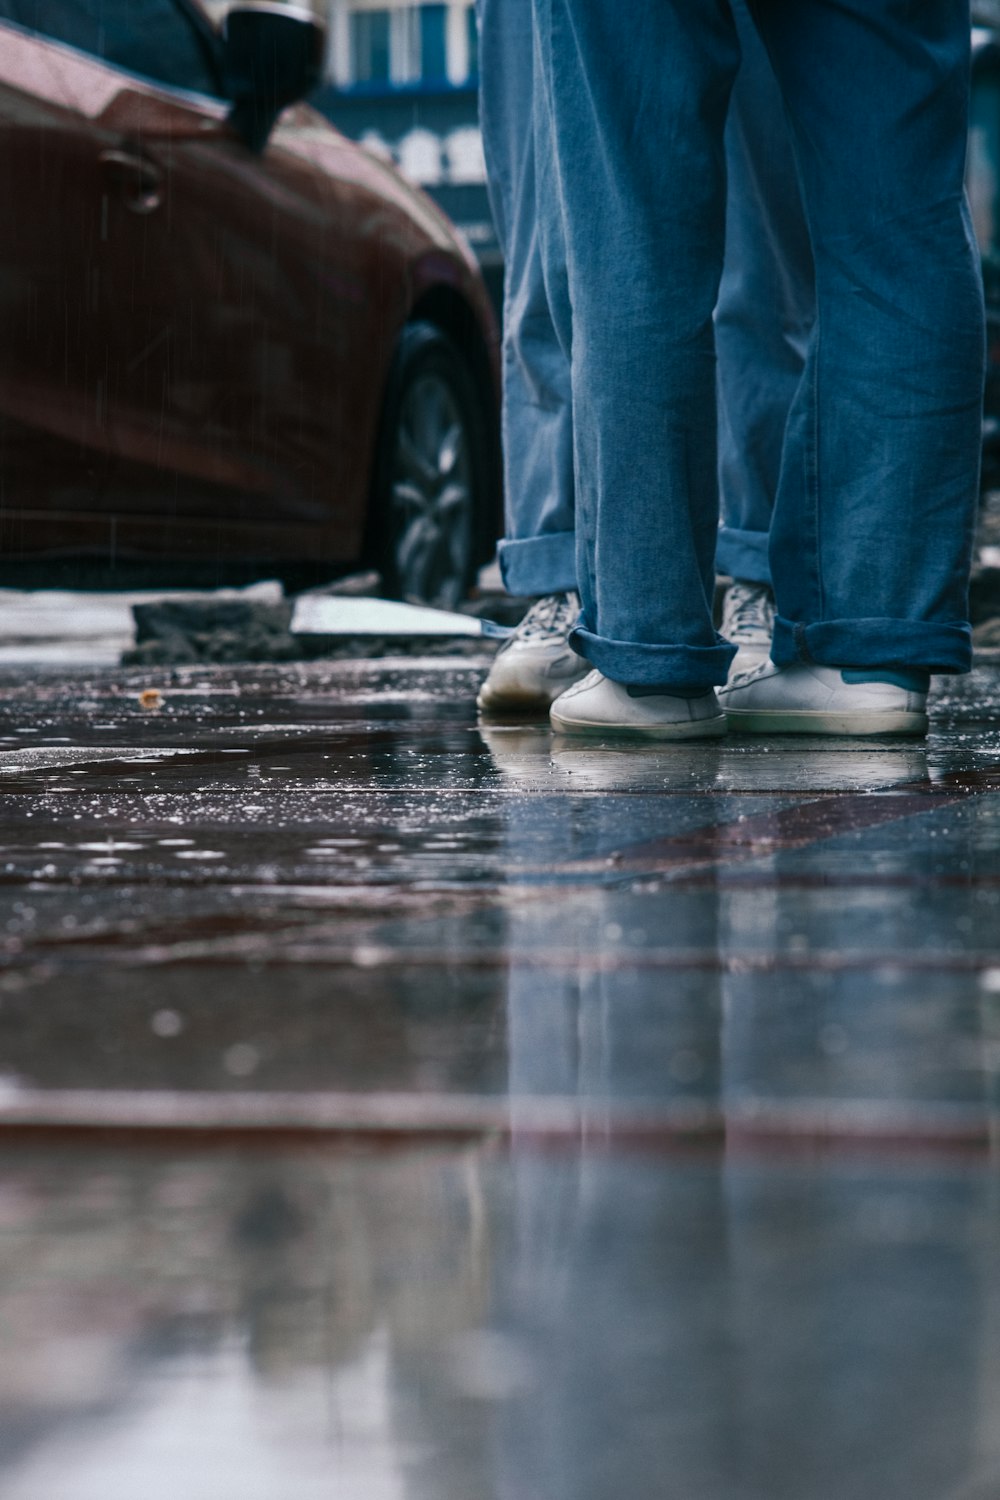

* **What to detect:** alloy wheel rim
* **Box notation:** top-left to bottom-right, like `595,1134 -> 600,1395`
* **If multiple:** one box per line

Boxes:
389,371 -> 473,610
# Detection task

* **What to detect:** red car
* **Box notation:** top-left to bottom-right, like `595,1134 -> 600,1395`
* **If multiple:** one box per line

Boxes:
0,0 -> 500,605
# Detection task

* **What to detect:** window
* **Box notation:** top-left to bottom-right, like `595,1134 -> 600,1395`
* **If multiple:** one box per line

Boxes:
418,2 -> 446,83
465,4 -> 477,81
338,1 -> 478,93
5,0 -> 223,96
350,8 -> 391,86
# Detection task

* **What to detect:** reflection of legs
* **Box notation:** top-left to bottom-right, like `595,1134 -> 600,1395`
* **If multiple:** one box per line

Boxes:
496,1153 -> 738,1500
500,874 -> 730,1498
717,856 -> 984,1498
721,1156 -> 983,1500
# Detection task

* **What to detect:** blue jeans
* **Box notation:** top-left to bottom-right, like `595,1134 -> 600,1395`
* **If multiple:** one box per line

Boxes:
533,0 -> 984,685
480,0 -> 814,601
715,3 -> 813,588
478,0 -> 576,596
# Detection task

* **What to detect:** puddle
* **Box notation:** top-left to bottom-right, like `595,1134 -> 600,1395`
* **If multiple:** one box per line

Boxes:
0,747 -> 203,775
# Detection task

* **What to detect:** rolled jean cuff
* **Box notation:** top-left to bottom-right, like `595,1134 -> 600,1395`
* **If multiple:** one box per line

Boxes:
715,525 -> 772,585
498,531 -> 577,596
569,626 -> 736,689
771,615 -> 973,675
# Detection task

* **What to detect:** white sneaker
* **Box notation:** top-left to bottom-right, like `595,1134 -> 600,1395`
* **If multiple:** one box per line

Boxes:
719,660 -> 929,736
721,580 -> 775,674
550,669 -> 728,739
477,591 -> 589,712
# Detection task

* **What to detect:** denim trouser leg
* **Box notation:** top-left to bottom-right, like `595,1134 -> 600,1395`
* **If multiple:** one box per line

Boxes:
533,0 -> 739,689
715,1 -> 814,588
478,0 -> 576,597
750,0 -> 984,673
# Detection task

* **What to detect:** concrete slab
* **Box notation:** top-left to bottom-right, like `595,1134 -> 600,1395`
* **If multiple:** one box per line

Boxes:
0,583 -> 284,665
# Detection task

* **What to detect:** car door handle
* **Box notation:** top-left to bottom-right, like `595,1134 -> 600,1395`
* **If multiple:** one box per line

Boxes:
98,148 -> 164,215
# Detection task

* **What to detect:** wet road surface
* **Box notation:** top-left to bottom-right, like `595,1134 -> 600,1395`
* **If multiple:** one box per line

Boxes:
2,655 -> 1000,1497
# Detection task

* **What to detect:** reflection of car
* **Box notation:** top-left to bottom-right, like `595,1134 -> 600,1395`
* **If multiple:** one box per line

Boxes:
0,0 -> 500,605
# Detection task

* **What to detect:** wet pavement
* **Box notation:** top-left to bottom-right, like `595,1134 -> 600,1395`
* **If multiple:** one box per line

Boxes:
2,654 -> 1000,1497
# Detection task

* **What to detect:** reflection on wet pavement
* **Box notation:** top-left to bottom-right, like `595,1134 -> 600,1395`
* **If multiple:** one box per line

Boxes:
1,658 -> 1000,1495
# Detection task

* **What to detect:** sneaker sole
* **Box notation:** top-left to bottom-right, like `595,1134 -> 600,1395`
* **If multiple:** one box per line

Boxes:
725,707 -> 928,737
549,708 -> 729,740
477,670 -> 590,714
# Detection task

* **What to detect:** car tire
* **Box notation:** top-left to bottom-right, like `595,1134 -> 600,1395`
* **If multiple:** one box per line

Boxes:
369,320 -> 488,611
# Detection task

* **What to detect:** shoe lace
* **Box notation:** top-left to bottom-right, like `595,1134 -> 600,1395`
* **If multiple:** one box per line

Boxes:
722,582 -> 774,643
512,591 -> 580,645
726,658 -> 773,689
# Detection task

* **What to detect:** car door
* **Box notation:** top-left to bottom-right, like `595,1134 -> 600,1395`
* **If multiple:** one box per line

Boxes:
0,15 -> 122,513
14,0 -> 369,530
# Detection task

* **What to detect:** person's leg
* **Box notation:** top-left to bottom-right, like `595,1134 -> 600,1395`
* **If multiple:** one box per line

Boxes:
749,0 -> 984,678
476,0 -> 588,714
477,0 -> 576,599
722,0 -> 985,735
716,0 -> 814,593
533,0 -> 739,698
716,0 -> 814,673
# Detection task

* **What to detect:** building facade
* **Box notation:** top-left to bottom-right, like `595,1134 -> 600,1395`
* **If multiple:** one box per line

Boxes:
314,0 -> 498,306
326,0 -> 478,93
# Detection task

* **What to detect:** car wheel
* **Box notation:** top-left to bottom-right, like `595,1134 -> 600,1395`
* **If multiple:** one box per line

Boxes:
371,321 -> 486,611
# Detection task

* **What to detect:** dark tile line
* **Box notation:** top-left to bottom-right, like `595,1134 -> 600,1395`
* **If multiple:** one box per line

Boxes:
8,940 -> 1000,974
0,1088 -> 992,1162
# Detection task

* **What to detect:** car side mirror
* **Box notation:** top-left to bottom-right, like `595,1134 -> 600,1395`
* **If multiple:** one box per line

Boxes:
224,3 -> 326,153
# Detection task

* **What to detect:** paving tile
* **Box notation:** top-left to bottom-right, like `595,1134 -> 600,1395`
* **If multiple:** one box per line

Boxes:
1,659 -> 1000,1494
